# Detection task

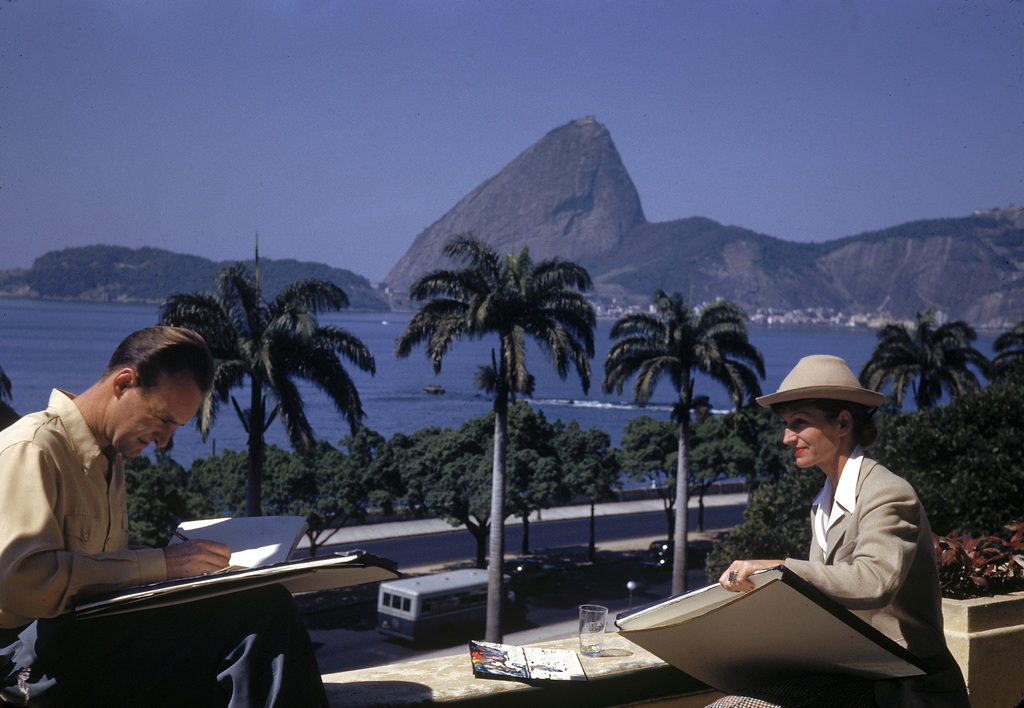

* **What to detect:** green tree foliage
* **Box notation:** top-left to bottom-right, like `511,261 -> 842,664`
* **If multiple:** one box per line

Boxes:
391,421 -> 494,568
394,233 -> 595,642
170,435 -> 395,556
184,448 -> 254,519
619,410 -> 756,534
688,412 -> 750,530
859,309 -> 989,410
338,427 -> 405,518
386,406 -> 570,567
873,369 -> 1024,536
556,420 -> 620,562
603,293 -> 764,593
125,454 -> 191,547
259,432 -> 396,556
712,402 -> 795,490
160,258 -> 375,516
504,402 -> 565,555
704,463 -> 820,583
991,320 -> 1024,382
619,415 -> 678,537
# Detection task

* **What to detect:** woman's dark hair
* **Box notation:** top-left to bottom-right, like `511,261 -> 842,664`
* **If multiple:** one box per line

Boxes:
771,398 -> 878,448
105,326 -> 214,393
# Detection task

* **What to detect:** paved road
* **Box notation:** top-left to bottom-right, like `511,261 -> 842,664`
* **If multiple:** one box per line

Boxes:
304,493 -> 747,559
316,505 -> 744,572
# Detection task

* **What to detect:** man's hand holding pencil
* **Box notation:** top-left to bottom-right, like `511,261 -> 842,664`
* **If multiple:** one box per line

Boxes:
164,528 -> 231,579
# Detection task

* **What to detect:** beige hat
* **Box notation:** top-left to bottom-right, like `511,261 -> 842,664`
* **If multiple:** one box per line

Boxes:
756,354 -> 884,408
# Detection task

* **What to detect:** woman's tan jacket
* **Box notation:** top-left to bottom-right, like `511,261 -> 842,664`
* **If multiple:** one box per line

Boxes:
785,457 -> 969,707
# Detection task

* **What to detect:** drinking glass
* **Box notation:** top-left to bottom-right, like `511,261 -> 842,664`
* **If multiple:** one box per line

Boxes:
578,604 -> 608,656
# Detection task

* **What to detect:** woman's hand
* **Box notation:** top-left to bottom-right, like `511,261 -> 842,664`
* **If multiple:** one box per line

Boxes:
719,559 -> 786,592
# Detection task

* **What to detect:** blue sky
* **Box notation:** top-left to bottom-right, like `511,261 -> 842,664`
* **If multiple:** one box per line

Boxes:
2,0 -> 1021,283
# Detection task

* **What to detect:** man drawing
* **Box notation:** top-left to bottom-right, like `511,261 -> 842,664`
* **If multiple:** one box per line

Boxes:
0,326 -> 326,706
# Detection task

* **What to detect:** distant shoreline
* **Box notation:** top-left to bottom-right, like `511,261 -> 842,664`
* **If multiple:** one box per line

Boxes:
1,293 -> 1013,333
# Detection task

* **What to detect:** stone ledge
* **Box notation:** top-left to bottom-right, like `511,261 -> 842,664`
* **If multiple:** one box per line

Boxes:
318,595 -> 1024,706
942,592 -> 1024,708
321,632 -> 722,707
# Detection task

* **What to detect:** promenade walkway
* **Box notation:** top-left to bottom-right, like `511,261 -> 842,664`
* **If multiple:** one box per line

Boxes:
297,491 -> 749,553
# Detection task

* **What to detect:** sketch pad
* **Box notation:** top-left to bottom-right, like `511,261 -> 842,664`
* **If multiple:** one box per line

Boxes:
75,550 -> 398,619
615,567 -> 925,693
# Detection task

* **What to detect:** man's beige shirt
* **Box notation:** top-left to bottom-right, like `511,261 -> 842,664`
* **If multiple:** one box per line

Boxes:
0,389 -> 166,628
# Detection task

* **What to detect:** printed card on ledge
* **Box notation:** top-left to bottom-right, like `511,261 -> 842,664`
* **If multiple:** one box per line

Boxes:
469,640 -> 587,682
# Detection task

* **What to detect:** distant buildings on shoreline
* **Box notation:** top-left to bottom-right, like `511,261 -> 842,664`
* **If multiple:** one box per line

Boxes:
746,306 -> 922,330
591,300 -> 962,331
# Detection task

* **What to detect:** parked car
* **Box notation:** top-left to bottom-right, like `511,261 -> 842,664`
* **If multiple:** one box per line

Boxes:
644,539 -> 707,569
503,557 -> 565,598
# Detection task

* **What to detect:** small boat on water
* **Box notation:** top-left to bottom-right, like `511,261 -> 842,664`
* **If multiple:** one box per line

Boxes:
423,385 -> 446,395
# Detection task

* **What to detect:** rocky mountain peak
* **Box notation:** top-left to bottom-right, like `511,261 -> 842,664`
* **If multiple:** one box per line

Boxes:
383,116 -> 645,293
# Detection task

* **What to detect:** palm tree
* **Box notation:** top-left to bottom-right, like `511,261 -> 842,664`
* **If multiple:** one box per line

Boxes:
859,310 -> 988,409
160,259 -> 375,516
0,363 -> 17,430
0,365 -> 10,403
991,320 -> 1024,382
603,292 -> 764,594
395,233 -> 595,641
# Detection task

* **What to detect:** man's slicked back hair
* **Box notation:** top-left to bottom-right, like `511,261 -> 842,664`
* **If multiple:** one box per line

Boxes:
104,326 -> 215,393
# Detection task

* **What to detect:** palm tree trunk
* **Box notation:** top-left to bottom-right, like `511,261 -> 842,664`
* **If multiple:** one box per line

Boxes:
486,396 -> 508,642
588,498 -> 596,562
475,526 -> 488,569
671,419 -> 690,594
246,374 -> 265,517
521,515 -> 530,555
697,482 -> 707,532
657,485 -> 673,538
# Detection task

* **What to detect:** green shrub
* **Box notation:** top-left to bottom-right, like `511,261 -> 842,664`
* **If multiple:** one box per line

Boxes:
126,454 -> 190,546
705,463 -> 819,582
874,371 -> 1024,537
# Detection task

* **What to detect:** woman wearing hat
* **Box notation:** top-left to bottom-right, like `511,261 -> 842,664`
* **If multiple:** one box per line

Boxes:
711,355 -> 969,708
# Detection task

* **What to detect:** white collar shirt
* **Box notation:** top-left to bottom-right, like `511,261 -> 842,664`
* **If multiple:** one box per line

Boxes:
812,446 -> 864,554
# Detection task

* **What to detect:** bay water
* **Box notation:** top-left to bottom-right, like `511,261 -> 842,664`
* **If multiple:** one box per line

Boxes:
0,298 -> 998,467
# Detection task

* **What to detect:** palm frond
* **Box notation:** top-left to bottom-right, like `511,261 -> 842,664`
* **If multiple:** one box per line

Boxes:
860,310 -> 990,409
160,262 -> 373,514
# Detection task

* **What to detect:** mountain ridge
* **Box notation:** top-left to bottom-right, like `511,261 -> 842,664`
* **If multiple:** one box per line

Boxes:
3,118 -> 1021,328
384,117 -> 1023,328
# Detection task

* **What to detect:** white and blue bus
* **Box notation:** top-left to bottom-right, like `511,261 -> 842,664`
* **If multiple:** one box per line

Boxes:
377,568 -> 498,641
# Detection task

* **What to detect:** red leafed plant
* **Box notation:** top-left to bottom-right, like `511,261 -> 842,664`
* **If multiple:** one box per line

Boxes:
933,521 -> 1024,599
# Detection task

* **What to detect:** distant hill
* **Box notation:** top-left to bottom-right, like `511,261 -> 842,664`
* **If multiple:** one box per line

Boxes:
384,116 -> 1024,328
584,208 -> 1024,327
0,245 -> 390,311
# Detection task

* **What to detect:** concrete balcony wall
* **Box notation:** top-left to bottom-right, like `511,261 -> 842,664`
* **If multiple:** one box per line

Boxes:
320,595 -> 1024,707
942,592 -> 1024,708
